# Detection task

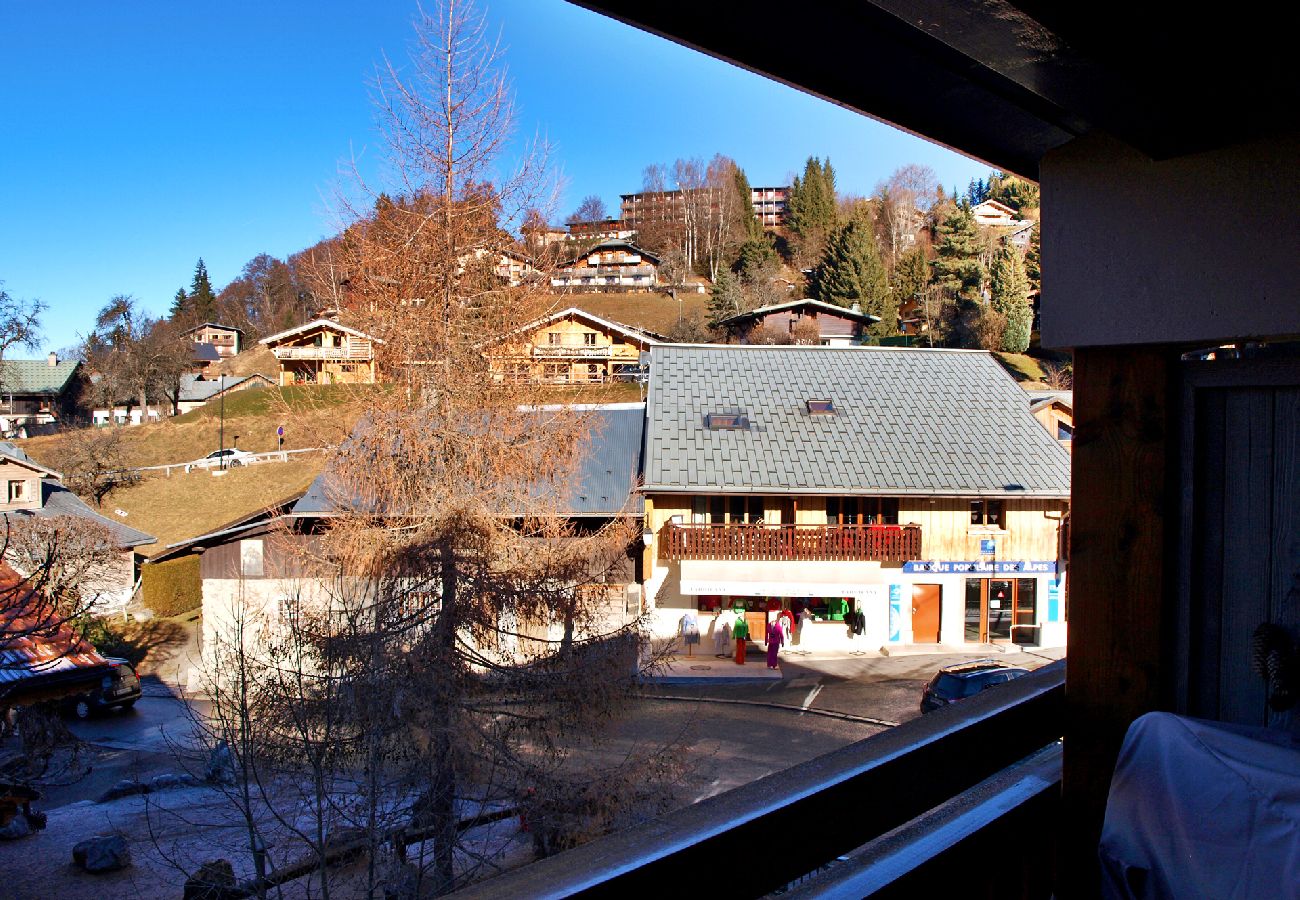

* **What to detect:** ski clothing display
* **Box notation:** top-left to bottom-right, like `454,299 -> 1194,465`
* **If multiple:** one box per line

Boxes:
766,617 -> 785,668
733,617 -> 750,665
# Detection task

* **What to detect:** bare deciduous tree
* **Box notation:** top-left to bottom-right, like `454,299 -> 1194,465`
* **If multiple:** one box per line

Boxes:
196,3 -> 680,894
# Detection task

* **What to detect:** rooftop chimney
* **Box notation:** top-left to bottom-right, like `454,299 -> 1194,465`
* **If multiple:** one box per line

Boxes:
47,351 -> 58,367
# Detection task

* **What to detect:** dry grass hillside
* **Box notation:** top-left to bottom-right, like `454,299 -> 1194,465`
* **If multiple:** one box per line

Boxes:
541,291 -> 709,336
95,458 -> 322,556
18,382 -> 376,556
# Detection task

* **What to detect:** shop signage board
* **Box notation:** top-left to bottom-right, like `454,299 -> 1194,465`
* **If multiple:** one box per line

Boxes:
888,584 -> 903,641
980,538 -> 997,556
1047,576 -> 1062,621
902,560 -> 1057,575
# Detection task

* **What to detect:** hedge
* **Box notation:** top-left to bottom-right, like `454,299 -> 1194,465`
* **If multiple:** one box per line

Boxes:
141,555 -> 202,617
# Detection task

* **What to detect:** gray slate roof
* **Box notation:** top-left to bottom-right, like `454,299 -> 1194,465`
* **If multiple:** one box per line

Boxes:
0,359 -> 80,396
644,345 -> 1071,498
292,404 -> 645,518
177,373 -> 271,403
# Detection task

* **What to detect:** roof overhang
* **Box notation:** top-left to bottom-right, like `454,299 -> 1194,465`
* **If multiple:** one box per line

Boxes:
568,1 -> 1300,176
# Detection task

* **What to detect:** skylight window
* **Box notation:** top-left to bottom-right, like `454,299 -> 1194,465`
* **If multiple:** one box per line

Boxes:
806,399 -> 836,415
705,413 -> 750,430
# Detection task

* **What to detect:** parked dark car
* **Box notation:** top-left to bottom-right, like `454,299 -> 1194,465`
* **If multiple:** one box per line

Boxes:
64,657 -> 142,719
920,660 -> 1029,713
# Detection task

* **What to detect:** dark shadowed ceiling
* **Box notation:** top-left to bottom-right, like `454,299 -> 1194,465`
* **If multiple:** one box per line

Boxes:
569,1 -> 1299,177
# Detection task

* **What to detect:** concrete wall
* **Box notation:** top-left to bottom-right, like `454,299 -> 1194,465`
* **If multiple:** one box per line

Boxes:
1041,132 -> 1300,348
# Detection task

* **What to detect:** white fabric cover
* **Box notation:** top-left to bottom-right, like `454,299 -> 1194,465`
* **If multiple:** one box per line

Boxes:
1099,712 -> 1300,899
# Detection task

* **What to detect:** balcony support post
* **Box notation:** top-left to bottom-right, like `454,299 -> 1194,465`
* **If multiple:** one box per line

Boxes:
1061,345 -> 1181,897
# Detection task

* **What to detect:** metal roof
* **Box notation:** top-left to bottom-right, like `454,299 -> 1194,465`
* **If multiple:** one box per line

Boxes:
259,319 -> 383,346
0,359 -> 80,396
177,373 -> 273,403
292,404 -> 646,518
717,298 -> 882,328
643,345 -> 1071,497
0,461 -> 157,548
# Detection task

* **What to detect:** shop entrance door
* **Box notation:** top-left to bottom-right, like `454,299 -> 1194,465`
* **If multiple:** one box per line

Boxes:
964,579 -> 1037,643
911,584 -> 941,642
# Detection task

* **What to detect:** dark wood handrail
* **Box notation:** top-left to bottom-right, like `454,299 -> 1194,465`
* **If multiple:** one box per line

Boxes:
448,661 -> 1065,899
658,522 -> 922,562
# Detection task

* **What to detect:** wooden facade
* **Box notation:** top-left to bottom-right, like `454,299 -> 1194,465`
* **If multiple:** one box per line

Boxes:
261,321 -> 379,386
550,241 -> 659,291
719,300 -> 876,347
489,308 -> 655,384
186,323 -> 242,358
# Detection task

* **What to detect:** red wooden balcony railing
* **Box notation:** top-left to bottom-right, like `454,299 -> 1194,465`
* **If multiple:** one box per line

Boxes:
658,522 -> 922,562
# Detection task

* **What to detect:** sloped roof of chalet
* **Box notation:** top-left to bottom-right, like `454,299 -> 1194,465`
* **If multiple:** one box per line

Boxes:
717,298 -> 882,328
0,442 -> 62,479
177,373 -> 274,403
490,307 -> 662,349
561,239 -> 661,267
1027,390 -> 1073,413
0,359 -> 80,396
291,404 -> 646,519
0,443 -> 155,547
191,343 -> 222,362
644,345 -> 1071,498
182,322 -> 244,335
259,319 -> 384,346
972,199 -> 1021,218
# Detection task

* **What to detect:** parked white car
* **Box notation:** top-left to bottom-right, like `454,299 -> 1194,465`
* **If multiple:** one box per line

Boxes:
187,448 -> 255,471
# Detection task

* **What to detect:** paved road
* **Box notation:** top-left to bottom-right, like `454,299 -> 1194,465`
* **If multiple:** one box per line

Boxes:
39,651 -> 1061,810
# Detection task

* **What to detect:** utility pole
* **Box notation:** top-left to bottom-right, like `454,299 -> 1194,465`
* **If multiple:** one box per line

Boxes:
218,373 -> 225,470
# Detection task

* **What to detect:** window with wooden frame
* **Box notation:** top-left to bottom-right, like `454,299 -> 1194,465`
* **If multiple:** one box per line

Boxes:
970,499 -> 1007,528
693,496 -> 763,524
7,480 -> 27,503
827,497 -> 899,525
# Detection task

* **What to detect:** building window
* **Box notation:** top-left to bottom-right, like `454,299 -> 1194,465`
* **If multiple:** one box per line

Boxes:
806,399 -> 835,415
7,480 -> 26,502
970,499 -> 1006,528
583,332 -> 597,345
692,496 -> 762,524
705,412 -> 750,430
828,497 -> 898,525
548,332 -> 562,345
240,539 -> 265,578
1057,421 -> 1074,440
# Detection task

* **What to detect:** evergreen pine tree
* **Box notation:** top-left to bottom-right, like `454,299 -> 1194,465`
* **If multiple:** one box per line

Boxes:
931,205 -> 985,304
989,243 -> 1032,352
188,258 -> 218,323
810,213 -> 894,335
707,268 -> 746,329
169,287 -> 189,320
732,165 -> 762,242
1024,224 -> 1041,296
784,156 -> 838,264
891,246 -> 929,310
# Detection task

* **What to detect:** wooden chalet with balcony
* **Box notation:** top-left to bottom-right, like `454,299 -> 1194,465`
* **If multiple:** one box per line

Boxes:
487,306 -> 659,384
550,239 -> 659,292
183,322 -> 242,359
259,319 -> 381,386
717,298 -> 881,346
641,345 -> 1071,652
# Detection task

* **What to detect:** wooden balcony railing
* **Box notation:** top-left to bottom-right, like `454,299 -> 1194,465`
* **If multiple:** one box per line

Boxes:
658,522 -> 922,562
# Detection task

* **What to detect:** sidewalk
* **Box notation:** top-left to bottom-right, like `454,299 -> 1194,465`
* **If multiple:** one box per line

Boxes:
646,642 -> 1066,684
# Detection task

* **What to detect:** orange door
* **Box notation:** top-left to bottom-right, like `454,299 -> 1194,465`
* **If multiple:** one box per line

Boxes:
911,584 -> 942,643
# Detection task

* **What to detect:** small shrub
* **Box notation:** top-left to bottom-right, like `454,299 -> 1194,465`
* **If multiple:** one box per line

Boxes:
141,555 -> 202,617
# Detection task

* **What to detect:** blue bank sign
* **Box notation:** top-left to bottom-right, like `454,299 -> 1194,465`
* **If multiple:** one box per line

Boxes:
903,560 -> 1058,575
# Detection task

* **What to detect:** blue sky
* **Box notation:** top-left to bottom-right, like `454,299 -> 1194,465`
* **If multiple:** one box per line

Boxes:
0,1 -> 993,354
